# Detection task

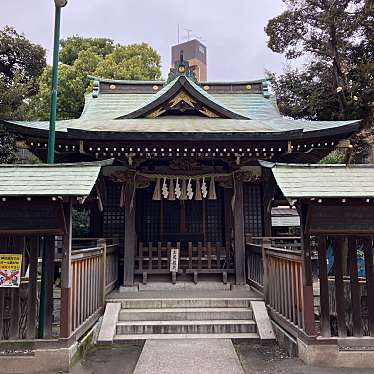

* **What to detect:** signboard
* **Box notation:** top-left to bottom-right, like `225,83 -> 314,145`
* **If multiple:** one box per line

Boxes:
170,248 -> 179,273
0,254 -> 22,288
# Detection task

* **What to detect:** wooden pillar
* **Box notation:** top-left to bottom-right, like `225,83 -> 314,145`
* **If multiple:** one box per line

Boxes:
299,202 -> 316,336
60,200 -> 72,338
233,180 -> 246,285
44,236 -> 55,338
224,188 -> 233,243
26,236 -> 39,339
262,168 -> 276,237
123,180 -> 136,287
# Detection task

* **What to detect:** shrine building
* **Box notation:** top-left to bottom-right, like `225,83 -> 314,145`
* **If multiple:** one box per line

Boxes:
0,52 -> 361,287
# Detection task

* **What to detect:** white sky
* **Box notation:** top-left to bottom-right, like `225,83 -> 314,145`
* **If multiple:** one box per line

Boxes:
1,0 -> 290,81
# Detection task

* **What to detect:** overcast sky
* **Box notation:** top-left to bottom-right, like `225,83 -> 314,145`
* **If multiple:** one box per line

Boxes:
1,0 -> 290,81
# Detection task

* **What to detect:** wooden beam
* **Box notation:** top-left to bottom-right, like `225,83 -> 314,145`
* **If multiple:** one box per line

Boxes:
262,168 -> 276,237
299,202 -> 316,336
26,236 -> 39,339
224,188 -> 233,244
317,235 -> 331,337
348,237 -> 363,337
233,180 -> 246,285
44,236 -> 55,338
60,200 -> 73,338
123,180 -> 136,286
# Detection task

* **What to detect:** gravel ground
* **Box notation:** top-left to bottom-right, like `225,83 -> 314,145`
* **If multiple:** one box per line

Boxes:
235,343 -> 374,374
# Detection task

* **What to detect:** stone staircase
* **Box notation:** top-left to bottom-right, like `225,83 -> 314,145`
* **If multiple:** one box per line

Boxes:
98,293 -> 275,344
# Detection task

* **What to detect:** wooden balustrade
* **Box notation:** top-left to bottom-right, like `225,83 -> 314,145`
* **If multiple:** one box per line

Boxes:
246,238 -> 313,336
250,236 -> 302,250
71,240 -> 118,336
245,243 -> 264,292
135,241 -> 234,284
265,247 -> 305,332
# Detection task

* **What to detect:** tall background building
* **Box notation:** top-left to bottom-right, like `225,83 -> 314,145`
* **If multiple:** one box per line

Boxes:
171,39 -> 207,81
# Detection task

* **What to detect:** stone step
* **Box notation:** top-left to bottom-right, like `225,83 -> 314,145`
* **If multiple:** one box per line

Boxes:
117,298 -> 251,309
119,307 -> 253,321
113,332 -> 259,344
116,319 -> 257,335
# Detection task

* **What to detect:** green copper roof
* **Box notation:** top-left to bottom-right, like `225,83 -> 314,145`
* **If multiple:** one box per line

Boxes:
261,162 -> 374,199
6,117 -> 360,136
116,76 -> 249,120
0,161 -> 112,197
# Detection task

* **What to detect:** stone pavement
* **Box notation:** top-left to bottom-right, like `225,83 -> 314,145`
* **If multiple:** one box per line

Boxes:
133,339 -> 244,374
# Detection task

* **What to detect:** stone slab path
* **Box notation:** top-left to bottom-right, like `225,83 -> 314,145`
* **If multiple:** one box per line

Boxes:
133,339 -> 244,374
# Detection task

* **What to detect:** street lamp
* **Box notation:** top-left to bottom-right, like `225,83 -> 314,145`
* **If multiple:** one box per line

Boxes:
39,0 -> 68,340
47,0 -> 68,164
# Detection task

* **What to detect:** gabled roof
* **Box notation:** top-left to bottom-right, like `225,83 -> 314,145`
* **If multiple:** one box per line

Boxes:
261,161 -> 374,199
115,76 -> 249,120
0,160 -> 112,197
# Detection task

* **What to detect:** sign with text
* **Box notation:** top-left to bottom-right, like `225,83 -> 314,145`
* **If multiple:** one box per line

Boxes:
0,254 -> 22,288
170,248 -> 180,273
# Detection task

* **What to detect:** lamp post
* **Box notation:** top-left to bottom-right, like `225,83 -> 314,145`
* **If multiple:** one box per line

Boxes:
38,0 -> 68,339
47,0 -> 68,164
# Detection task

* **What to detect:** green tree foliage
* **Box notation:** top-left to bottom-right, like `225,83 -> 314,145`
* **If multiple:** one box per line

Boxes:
94,43 -> 162,80
266,0 -> 374,158
0,26 -> 46,120
0,128 -> 16,163
59,36 -> 115,65
32,39 -> 162,120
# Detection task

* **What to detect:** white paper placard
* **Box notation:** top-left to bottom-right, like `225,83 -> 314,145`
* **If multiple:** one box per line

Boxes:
170,248 -> 179,273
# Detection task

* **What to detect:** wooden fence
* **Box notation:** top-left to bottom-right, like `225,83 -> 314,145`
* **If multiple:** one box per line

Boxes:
317,235 -> 374,338
71,240 -> 118,337
135,241 -> 234,284
246,238 -> 314,338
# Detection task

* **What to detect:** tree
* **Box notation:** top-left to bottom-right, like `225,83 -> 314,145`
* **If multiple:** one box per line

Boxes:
0,128 -> 16,163
59,36 -> 115,65
0,26 -> 46,120
31,40 -> 162,120
266,0 -> 374,159
94,43 -> 162,81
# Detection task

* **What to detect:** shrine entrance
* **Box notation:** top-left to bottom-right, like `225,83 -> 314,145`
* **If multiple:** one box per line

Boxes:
134,183 -> 234,283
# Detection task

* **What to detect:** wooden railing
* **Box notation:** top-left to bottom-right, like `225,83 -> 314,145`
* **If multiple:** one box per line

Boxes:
71,239 -> 118,336
245,243 -> 264,292
135,241 -> 234,284
250,236 -> 302,250
246,238 -> 313,337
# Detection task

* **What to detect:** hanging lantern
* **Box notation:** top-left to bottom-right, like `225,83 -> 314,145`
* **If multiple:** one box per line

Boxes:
208,176 -> 217,200
187,178 -> 194,200
168,178 -> 176,200
180,178 -> 188,200
201,177 -> 208,198
152,178 -> 161,201
195,179 -> 202,200
162,178 -> 169,199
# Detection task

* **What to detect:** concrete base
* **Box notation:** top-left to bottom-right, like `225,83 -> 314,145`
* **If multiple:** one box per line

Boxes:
271,321 -> 298,357
250,301 -> 275,343
97,303 -> 121,345
298,339 -> 374,368
0,342 -> 78,374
